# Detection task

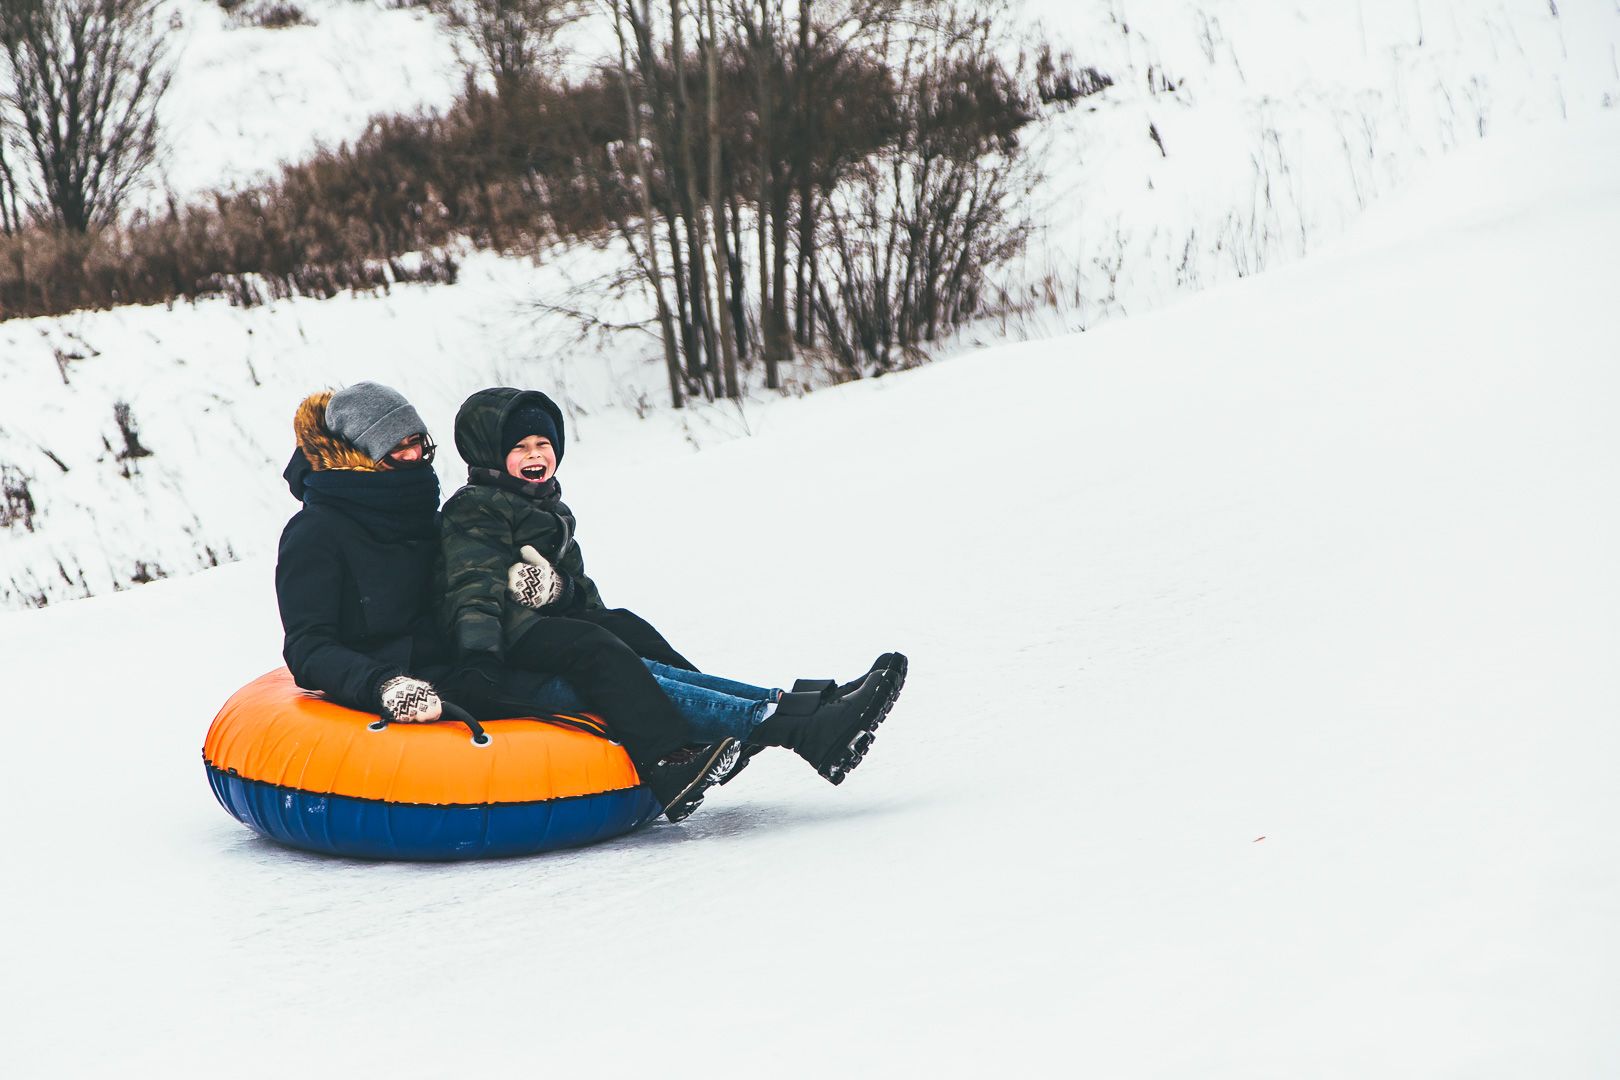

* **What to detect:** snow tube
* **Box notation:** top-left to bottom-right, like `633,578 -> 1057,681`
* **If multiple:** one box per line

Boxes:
202,668 -> 660,860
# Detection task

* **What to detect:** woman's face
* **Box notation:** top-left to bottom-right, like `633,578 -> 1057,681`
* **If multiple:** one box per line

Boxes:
382,433 -> 434,469
505,435 -> 557,482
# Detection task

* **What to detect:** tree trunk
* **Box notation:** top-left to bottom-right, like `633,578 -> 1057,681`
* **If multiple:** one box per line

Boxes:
628,0 -> 702,391
671,0 -> 718,399
664,209 -> 698,383
613,3 -> 683,407
792,2 -> 813,346
754,0 -> 780,389
770,154 -> 790,361
703,0 -> 740,399
727,185 -> 751,362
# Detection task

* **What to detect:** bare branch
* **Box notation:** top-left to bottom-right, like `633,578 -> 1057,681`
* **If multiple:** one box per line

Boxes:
0,0 -> 172,232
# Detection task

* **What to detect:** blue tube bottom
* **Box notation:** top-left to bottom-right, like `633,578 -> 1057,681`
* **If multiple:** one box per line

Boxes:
206,764 -> 661,861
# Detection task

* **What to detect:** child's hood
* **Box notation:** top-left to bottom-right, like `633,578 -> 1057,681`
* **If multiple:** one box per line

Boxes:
453,387 -> 567,471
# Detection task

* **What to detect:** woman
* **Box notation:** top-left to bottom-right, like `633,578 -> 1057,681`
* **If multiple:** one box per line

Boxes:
275,383 -> 451,719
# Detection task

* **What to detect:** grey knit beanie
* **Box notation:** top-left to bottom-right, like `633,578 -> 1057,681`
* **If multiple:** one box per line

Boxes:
326,382 -> 428,462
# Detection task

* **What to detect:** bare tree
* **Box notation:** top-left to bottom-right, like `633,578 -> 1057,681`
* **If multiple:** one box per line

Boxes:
525,0 -> 1037,403
609,0 -> 685,407
701,0 -> 739,398
814,3 -> 1035,372
0,122 -> 22,234
433,0 -> 585,98
748,0 -> 784,389
0,0 -> 172,233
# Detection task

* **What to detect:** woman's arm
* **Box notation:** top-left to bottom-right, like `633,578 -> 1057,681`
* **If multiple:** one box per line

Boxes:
276,519 -> 400,710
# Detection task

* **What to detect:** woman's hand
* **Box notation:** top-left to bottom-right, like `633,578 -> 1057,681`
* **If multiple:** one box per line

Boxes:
378,675 -> 443,723
507,544 -> 565,609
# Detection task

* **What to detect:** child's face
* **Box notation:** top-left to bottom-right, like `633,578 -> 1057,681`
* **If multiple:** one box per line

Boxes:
505,435 -> 557,482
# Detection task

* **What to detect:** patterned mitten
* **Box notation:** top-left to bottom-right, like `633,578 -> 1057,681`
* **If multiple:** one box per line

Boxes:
507,544 -> 564,609
378,675 -> 442,723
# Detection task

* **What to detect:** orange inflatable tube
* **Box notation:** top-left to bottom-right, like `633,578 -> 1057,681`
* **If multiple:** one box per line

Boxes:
202,668 -> 660,859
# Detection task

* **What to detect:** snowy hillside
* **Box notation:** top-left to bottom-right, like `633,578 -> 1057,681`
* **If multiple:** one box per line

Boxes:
1013,0 -> 1620,328
2,0 -> 1618,610
3,113 -> 1617,1077
159,0 -> 462,199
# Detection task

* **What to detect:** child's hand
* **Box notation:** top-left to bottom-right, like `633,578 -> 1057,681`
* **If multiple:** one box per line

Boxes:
507,544 -> 565,609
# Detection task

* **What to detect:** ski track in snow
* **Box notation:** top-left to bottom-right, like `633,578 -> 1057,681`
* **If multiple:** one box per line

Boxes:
2,114 -> 1617,1076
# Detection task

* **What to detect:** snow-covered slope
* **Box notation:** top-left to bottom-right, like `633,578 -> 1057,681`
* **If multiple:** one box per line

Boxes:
2,0 -> 1617,609
160,0 -> 462,199
3,113 -> 1616,1077
1012,0 -> 1620,329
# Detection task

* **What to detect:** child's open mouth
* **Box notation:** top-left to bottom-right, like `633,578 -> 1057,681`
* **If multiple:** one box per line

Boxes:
520,465 -> 548,481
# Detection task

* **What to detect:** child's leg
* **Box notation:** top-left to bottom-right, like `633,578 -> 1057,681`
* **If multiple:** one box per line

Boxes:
478,654 -> 769,745
572,608 -> 699,670
504,618 -> 687,762
642,660 -> 780,703
475,668 -> 589,717
652,676 -> 774,744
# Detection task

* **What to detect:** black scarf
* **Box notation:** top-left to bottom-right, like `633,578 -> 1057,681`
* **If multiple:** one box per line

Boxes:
468,466 -> 563,507
302,465 -> 441,540
467,467 -> 574,557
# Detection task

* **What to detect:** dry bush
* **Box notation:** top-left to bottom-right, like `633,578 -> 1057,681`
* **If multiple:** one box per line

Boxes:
0,197 -> 458,318
0,4 -> 1055,347
430,0 -> 584,96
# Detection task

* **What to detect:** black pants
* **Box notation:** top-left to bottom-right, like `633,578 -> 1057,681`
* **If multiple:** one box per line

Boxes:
568,608 -> 697,671
501,609 -> 692,762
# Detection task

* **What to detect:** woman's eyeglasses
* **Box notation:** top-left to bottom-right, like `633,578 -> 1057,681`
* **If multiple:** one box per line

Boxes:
387,433 -> 436,466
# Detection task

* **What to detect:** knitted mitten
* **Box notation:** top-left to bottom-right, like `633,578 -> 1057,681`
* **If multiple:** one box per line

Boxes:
378,675 -> 442,723
506,544 -> 564,609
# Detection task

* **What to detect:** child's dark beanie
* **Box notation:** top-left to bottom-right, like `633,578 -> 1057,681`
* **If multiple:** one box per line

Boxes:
503,402 -> 560,458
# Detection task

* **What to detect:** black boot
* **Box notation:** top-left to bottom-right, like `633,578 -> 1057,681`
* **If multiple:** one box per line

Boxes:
721,653 -> 909,787
789,651 -> 909,704
635,739 -> 741,822
748,662 -> 904,784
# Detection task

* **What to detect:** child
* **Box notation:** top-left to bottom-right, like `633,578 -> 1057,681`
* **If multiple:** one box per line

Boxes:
436,387 -> 905,818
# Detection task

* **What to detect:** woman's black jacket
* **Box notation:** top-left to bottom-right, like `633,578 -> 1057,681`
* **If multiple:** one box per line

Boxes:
275,451 -> 453,712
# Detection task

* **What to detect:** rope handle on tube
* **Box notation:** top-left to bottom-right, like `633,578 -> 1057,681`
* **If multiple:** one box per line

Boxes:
368,700 -> 491,746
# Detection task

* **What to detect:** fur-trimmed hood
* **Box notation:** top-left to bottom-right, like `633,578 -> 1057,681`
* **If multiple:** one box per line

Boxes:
284,391 -> 384,501
294,391 -> 386,472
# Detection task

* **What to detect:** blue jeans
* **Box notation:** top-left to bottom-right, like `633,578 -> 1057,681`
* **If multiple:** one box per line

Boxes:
519,660 -> 778,743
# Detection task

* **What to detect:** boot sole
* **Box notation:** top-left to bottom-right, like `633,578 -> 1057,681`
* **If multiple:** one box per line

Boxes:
819,655 -> 907,785
663,739 -> 742,822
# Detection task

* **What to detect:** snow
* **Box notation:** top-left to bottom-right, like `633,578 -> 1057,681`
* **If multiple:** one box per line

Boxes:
4,0 -> 1616,609
159,0 -> 463,199
1006,0 -> 1620,332
3,112 -> 1618,1076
